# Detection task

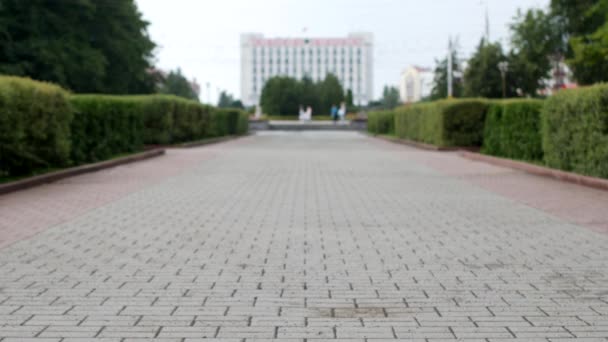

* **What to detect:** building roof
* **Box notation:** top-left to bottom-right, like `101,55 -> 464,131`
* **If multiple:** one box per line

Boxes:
251,37 -> 365,47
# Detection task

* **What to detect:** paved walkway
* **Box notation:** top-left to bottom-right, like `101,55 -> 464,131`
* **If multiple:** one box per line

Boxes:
0,132 -> 607,341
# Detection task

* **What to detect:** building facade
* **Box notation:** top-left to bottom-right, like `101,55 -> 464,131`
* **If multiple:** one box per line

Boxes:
399,66 -> 433,103
240,32 -> 373,107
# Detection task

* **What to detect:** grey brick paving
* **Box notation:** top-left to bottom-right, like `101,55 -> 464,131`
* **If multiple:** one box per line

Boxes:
1,131 -> 608,341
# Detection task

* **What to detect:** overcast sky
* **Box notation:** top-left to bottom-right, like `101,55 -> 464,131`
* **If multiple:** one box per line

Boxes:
136,0 -> 549,103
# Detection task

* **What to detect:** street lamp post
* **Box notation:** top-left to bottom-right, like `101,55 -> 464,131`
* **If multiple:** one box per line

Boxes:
498,61 -> 509,99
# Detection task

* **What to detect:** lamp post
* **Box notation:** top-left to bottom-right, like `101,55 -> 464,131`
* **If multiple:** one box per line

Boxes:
498,61 -> 509,99
447,37 -> 453,98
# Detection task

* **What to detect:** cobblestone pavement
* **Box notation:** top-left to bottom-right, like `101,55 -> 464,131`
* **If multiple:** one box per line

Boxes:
0,131 -> 607,341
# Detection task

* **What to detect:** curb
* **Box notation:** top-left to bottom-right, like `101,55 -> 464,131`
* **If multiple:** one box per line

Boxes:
176,134 -> 247,148
367,134 -> 476,152
460,151 -> 608,192
145,134 -> 250,150
0,149 -> 165,196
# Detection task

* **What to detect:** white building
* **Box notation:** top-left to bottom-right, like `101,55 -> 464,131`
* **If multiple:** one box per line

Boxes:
399,66 -> 433,103
240,32 -> 373,107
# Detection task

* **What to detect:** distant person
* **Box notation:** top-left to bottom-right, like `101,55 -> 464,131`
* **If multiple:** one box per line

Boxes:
305,106 -> 312,121
299,105 -> 305,122
331,104 -> 338,123
338,102 -> 346,121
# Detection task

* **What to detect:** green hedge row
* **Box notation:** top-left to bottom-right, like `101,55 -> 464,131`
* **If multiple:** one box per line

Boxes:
367,110 -> 395,135
482,99 -> 544,162
369,86 -> 608,179
0,76 -> 249,178
0,76 -> 73,176
393,99 -> 488,147
542,84 -> 608,178
70,96 -> 144,164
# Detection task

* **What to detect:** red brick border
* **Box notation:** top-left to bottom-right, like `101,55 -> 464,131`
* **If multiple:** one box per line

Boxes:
460,151 -> 608,192
0,149 -> 165,196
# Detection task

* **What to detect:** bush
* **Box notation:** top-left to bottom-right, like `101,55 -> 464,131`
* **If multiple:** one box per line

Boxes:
210,109 -> 249,137
71,95 -> 247,147
0,76 -> 249,179
0,76 -> 73,177
69,95 -> 144,164
367,110 -> 395,135
170,98 -> 212,143
394,99 -> 488,147
482,99 -> 544,161
541,84 -> 608,178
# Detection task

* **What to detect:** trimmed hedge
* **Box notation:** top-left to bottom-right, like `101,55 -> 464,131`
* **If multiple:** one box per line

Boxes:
482,99 -> 544,162
211,108 -> 249,137
394,99 -> 489,147
0,76 -> 73,176
71,95 -> 249,146
367,110 -> 395,135
1,76 -> 249,178
70,96 -> 144,164
541,84 -> 608,178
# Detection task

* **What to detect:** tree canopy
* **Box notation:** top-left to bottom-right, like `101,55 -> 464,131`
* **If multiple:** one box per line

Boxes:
0,0 -> 156,94
380,86 -> 400,109
430,51 -> 463,100
508,8 -> 563,96
218,91 -> 244,109
431,1 -> 608,98
464,40 -> 511,99
547,0 -> 608,84
157,69 -> 199,101
260,75 -> 345,116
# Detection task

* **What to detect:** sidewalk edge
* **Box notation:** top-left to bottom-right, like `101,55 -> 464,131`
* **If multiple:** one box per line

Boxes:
0,149 -> 165,196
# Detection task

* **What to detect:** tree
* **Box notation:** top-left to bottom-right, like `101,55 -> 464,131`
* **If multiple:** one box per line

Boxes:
380,86 -> 400,109
550,0 -> 608,84
569,22 -> 608,84
464,40 -> 512,98
345,89 -> 354,110
0,0 -> 156,93
259,75 -> 344,116
550,0 -> 604,38
430,51 -> 462,100
508,8 -> 564,96
260,77 -> 300,116
88,1 -> 157,93
298,76 -> 320,113
218,91 -> 244,108
158,68 -> 199,101
317,74 -> 344,115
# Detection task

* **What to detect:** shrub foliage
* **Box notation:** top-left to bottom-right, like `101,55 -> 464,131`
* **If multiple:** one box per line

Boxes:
394,99 -> 489,147
1,76 -> 248,178
0,76 -> 73,176
70,96 -> 144,164
541,84 -> 608,178
482,99 -> 544,161
367,111 -> 395,135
